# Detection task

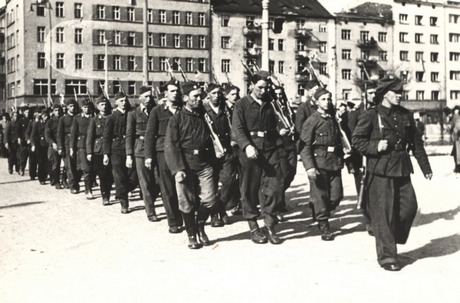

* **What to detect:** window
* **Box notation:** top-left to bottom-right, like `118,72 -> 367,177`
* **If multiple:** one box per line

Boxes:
319,24 -> 327,32
400,32 -> 408,43
431,72 -> 439,82
342,89 -> 352,101
342,69 -> 351,80
297,61 -> 306,73
75,28 -> 83,44
198,58 -> 206,72
56,27 -> 64,43
378,32 -> 387,42
97,81 -> 106,95
65,80 -> 87,95
450,52 -> 460,61
113,55 -> 121,70
341,29 -> 351,40
147,9 -> 153,23
416,91 -> 424,100
199,13 -> 206,26
279,61 -> 284,74
113,6 -> 120,20
431,91 -> 439,101
114,31 -> 121,45
379,51 -> 388,61
147,33 -> 154,46
222,59 -> 230,73
160,34 -> 167,47
173,11 -> 180,25
97,30 -> 105,44
296,18 -> 306,29
400,51 -> 409,61
186,35 -> 193,48
128,81 -> 136,95
75,54 -> 83,69
268,60 -> 275,74
297,40 -> 306,51
415,15 -> 423,25
186,58 -> 193,72
221,15 -> 229,27
174,34 -> 180,48
34,79 -> 56,95
431,52 -> 439,62
360,31 -> 369,41
298,85 -> 305,96
128,56 -> 135,71
319,42 -> 327,53
128,32 -> 135,46
401,91 -> 409,101
430,34 -> 438,44
186,12 -> 193,25
415,52 -> 423,62
451,91 -> 460,100
147,57 -> 154,71
37,27 -> 45,42
199,36 -> 206,49
74,3 -> 82,19
342,49 -> 351,60
450,71 -> 460,80
415,72 -> 425,82
399,14 -> 408,24
96,55 -> 105,70
160,10 -> 166,23
221,36 -> 230,49
56,53 -> 64,69
56,2 -> 64,17
361,50 -> 370,60
450,33 -> 460,42
160,57 -> 167,71
127,8 -> 135,22
37,52 -> 46,69
278,39 -> 284,51
430,17 -> 438,26
450,14 -> 460,24
319,63 -> 327,75
246,16 -> 255,27
97,5 -> 105,19
415,33 -> 423,43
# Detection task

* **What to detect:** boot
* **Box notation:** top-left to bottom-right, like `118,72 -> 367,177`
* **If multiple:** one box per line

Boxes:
265,226 -> 282,245
102,196 -> 110,206
197,221 -> 211,246
211,213 -> 224,227
85,180 -> 94,200
309,202 -> 316,222
248,220 -> 267,244
219,204 -> 230,225
120,199 -> 129,214
318,220 -> 334,241
183,212 -> 202,249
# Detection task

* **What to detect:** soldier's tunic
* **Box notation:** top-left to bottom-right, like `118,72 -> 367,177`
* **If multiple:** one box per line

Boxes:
31,117 -> 49,183
126,105 -> 160,219
70,113 -> 92,189
232,95 -> 283,227
5,119 -> 19,173
17,115 -> 30,174
352,104 -> 432,266
224,100 -> 241,210
103,109 -> 138,204
294,99 -> 317,153
57,113 -> 79,191
300,111 -> 344,221
87,113 -> 113,201
144,104 -> 182,228
25,118 -> 38,179
45,116 -> 61,186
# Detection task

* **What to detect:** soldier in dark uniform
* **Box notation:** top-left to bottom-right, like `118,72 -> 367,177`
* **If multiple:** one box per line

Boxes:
126,86 -> 160,222
103,92 -> 138,214
232,73 -> 284,245
58,99 -> 79,194
145,79 -> 183,233
352,76 -> 432,271
300,88 -> 344,241
17,107 -> 31,176
4,111 -> 19,174
294,82 -> 319,154
70,99 -> 94,199
30,108 -> 50,185
165,81 -> 218,249
45,104 -> 63,189
26,111 -> 40,180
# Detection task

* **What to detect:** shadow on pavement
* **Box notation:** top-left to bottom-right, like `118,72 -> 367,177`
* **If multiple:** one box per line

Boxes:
0,179 -> 34,185
413,206 -> 460,227
0,201 -> 46,209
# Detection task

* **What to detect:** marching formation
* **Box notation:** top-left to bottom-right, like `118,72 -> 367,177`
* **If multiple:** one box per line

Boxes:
1,64 -> 433,271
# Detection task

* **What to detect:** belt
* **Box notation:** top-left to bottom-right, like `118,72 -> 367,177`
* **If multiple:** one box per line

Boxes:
183,148 -> 211,156
113,135 -> 126,141
40,136 -> 44,140
136,135 -> 145,140
249,131 -> 266,138
314,145 -> 337,153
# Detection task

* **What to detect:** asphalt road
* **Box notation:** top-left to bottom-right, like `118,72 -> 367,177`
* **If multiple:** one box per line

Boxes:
1,155 -> 459,303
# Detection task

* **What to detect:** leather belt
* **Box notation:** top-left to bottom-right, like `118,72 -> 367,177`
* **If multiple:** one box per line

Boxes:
183,148 -> 211,156
249,131 -> 266,138
314,145 -> 337,153
136,135 -> 145,140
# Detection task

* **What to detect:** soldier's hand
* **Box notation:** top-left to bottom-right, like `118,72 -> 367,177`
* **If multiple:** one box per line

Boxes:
145,158 -> 152,169
126,155 -> 133,168
52,143 -> 58,151
4,143 -> 8,150
31,145 -> 35,152
18,138 -> 21,145
307,168 -> 319,180
58,149 -> 63,156
216,151 -> 225,159
425,173 -> 433,180
279,128 -> 290,137
27,139 -> 31,145
245,145 -> 258,159
103,154 -> 109,166
87,154 -> 92,162
377,140 -> 388,152
175,171 -> 186,183
70,148 -> 74,158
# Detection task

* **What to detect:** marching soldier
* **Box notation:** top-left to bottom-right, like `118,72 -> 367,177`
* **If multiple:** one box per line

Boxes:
57,99 -> 79,194
126,86 -> 160,222
87,96 -> 113,205
300,88 -> 345,241
70,99 -> 94,199
26,111 -> 40,180
17,107 -> 31,176
30,108 -> 50,185
352,75 -> 432,271
4,111 -> 19,175
103,91 -> 138,214
165,81 -> 218,249
145,79 -> 184,233
232,73 -> 284,245
45,104 -> 63,189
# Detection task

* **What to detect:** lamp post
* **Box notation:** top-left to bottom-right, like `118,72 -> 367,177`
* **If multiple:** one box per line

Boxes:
104,39 -> 111,96
142,0 -> 149,85
261,0 -> 269,70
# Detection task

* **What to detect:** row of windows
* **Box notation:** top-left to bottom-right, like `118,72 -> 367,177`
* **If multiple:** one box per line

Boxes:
399,32 -> 439,44
35,2 -> 82,18
31,79 -> 144,96
341,50 -> 388,61
220,15 -> 328,33
399,14 -> 439,26
399,51 -> 439,62
341,30 -> 387,42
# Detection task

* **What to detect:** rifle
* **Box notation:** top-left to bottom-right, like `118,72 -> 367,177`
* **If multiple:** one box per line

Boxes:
73,88 -> 78,102
98,81 -> 110,100
177,62 -> 188,82
165,58 -> 177,80
211,66 -> 219,85
116,78 -> 126,94
204,112 -> 226,157
85,86 -> 94,103
224,72 -> 232,85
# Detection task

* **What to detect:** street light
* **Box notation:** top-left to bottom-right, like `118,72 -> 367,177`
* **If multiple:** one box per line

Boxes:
104,39 -> 111,97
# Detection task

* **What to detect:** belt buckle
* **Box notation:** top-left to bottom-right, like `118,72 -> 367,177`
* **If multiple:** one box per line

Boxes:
327,146 -> 335,152
193,149 -> 199,155
257,131 -> 265,138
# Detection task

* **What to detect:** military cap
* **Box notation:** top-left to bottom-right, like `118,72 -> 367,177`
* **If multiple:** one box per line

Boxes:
79,98 -> 90,107
52,104 -> 62,110
224,84 -> 240,95
65,98 -> 77,106
313,87 -> 331,100
139,86 -> 152,96
375,75 -> 404,99
206,83 -> 222,93
114,91 -> 127,101
160,79 -> 180,92
181,81 -> 201,96
347,101 -> 356,109
95,95 -> 108,104
305,80 -> 320,90
365,80 -> 378,89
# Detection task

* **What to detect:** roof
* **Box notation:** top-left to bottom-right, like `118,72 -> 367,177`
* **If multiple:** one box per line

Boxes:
336,2 -> 393,24
212,0 -> 334,19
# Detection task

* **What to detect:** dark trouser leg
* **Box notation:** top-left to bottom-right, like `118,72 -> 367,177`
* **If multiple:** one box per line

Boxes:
309,169 -> 342,221
238,148 -> 262,221
37,145 -> 49,182
64,146 -> 78,191
135,156 -> 159,218
18,142 -> 29,173
48,147 -> 61,186
7,143 -> 18,173
394,177 -> 418,245
182,211 -> 202,249
329,171 -> 344,211
111,152 -> 129,203
78,149 -> 92,194
93,154 -> 113,200
157,153 -> 182,227
29,147 -> 38,179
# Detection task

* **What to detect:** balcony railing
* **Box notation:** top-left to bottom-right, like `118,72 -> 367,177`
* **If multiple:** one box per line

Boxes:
244,47 -> 262,58
357,58 -> 378,69
243,25 -> 262,36
295,28 -> 312,39
357,38 -> 377,49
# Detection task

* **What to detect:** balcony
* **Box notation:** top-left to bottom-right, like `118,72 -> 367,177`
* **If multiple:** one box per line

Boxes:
357,58 -> 378,69
244,47 -> 262,58
295,28 -> 312,39
295,73 -> 312,83
357,38 -> 377,49
296,50 -> 310,60
243,25 -> 262,36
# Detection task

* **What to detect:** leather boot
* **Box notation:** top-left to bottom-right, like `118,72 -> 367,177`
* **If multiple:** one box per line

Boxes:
265,226 -> 282,245
84,180 -> 94,200
248,220 -> 267,244
183,212 -> 202,249
309,202 -> 316,221
318,220 -> 334,241
211,213 -> 224,227
219,204 -> 230,224
120,199 -> 129,214
197,221 -> 211,246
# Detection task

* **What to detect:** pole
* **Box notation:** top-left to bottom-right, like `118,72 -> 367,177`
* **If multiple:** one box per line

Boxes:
47,3 -> 52,107
142,0 -> 148,85
261,0 -> 269,70
104,40 -> 109,96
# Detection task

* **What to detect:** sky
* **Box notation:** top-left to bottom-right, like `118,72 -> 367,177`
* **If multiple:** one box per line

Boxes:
318,0 -> 392,14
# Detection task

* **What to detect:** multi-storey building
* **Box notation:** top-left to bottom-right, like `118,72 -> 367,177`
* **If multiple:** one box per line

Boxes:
0,6 -> 6,110
1,0 -> 211,108
335,3 -> 394,104
211,0 -> 335,104
445,0 -> 460,107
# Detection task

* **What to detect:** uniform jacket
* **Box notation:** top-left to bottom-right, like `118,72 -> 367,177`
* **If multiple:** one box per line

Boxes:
45,116 -> 59,147
232,95 -> 281,151
126,105 -> 150,157
70,114 -> 91,150
203,102 -> 232,149
164,107 -> 214,175
294,99 -> 317,134
144,104 -> 175,159
352,104 -> 432,177
25,119 -> 34,142
5,120 -> 19,144
103,109 -> 128,155
300,111 -> 344,172
57,114 -> 75,150
31,118 -> 49,148
86,114 -> 108,155
17,116 -> 30,141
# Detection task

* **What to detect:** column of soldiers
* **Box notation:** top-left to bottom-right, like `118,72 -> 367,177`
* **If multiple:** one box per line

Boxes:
2,70 -> 433,271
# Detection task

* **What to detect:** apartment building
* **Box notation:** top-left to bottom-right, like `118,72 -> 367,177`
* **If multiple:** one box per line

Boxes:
445,0 -> 460,107
0,6 -> 5,110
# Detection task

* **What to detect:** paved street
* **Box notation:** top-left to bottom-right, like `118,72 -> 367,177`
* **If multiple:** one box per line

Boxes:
1,154 -> 459,303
